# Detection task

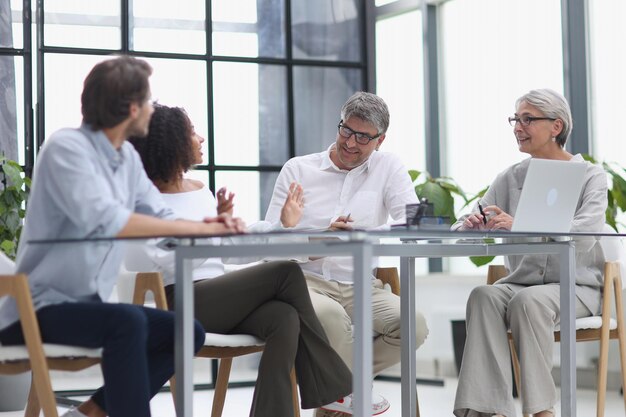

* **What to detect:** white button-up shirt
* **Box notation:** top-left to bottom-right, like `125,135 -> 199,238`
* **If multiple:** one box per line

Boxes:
265,144 -> 417,283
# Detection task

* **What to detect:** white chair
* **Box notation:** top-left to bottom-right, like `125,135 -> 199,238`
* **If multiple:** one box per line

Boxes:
0,252 -> 102,417
128,271 -> 301,417
488,225 -> 626,417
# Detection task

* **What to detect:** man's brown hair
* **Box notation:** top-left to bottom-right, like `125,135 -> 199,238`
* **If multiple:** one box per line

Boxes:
81,56 -> 152,130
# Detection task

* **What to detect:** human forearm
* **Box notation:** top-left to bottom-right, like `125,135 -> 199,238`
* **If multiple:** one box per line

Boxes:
117,213 -> 232,238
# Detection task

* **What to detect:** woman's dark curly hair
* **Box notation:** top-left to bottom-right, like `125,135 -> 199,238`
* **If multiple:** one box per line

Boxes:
129,104 -> 195,184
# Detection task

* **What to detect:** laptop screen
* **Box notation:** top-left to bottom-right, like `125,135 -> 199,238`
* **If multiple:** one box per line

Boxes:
510,159 -> 586,233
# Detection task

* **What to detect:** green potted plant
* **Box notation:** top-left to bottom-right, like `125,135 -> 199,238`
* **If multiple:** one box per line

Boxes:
0,155 -> 30,260
582,154 -> 626,232
0,155 -> 31,412
408,169 -> 468,223
409,169 -> 494,267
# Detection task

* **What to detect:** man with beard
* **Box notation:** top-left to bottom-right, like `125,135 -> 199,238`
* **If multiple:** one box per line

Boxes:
0,56 -> 241,417
265,91 -> 429,416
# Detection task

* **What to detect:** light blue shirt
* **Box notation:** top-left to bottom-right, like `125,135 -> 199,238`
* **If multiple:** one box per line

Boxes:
0,124 -> 175,331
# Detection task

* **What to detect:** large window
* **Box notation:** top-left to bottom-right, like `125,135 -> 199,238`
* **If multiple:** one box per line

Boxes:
589,1 -> 626,166
375,10 -> 425,173
375,7 -> 428,275
0,0 -> 29,166
440,0 -> 564,273
7,0 -> 367,223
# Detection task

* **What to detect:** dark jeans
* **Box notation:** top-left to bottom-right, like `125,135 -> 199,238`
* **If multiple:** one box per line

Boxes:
0,301 -> 205,417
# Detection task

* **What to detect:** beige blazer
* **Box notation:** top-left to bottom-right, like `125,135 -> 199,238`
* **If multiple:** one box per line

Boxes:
453,154 -> 608,313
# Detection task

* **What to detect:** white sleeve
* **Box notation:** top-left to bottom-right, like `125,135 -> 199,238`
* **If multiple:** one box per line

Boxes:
383,156 -> 419,221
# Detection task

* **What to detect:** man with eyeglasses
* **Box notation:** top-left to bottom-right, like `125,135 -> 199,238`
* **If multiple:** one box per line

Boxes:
265,91 -> 429,417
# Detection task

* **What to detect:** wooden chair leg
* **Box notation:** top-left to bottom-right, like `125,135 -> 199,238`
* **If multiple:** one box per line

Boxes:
619,328 -> 626,416
168,376 -> 177,408
597,329 -> 610,417
415,387 -> 420,417
290,368 -> 300,417
618,327 -> 626,416
211,358 -> 233,417
30,367 -> 59,417
24,376 -> 42,417
508,338 -> 528,417
596,294 -> 614,417
612,276 -> 626,416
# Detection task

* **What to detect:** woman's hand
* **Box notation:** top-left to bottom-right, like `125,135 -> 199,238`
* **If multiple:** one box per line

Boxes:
484,205 -> 513,230
216,187 -> 235,216
280,182 -> 304,227
202,213 -> 246,234
461,213 -> 487,230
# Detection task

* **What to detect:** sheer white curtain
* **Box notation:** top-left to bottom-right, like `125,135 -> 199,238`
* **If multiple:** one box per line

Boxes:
0,1 -> 18,161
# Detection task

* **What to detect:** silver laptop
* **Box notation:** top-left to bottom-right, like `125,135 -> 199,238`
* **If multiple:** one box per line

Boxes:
511,158 -> 587,233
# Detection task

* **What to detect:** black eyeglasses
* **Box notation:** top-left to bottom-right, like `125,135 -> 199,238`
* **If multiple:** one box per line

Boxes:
508,115 -> 556,127
337,121 -> 381,145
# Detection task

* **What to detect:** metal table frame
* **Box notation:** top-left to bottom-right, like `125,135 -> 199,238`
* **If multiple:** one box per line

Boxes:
373,239 -> 577,417
173,233 -> 579,417
173,236 -> 376,417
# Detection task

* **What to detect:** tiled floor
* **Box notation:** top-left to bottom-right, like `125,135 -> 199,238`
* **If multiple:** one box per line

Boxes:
1,375 -> 625,417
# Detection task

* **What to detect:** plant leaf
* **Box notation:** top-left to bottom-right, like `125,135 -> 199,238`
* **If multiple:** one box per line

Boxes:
470,255 -> 495,267
0,240 -> 16,260
463,186 -> 490,208
408,169 -> 422,183
0,158 -> 29,260
581,153 -> 596,164
2,161 -> 24,188
416,182 -> 456,221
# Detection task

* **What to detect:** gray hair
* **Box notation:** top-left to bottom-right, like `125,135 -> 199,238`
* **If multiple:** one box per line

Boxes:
340,91 -> 390,135
515,88 -> 572,147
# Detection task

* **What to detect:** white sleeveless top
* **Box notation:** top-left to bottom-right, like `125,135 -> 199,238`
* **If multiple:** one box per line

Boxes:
124,185 -> 225,287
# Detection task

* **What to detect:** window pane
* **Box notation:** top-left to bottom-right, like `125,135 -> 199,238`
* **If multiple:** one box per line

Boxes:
376,10 -> 426,173
5,1 -> 21,48
144,57 -> 209,164
375,0 -> 398,6
213,62 -> 288,166
44,2 -> 120,49
0,56 -> 24,164
441,0 -> 563,274
212,0 -> 285,58
589,1 -> 626,166
293,66 -> 361,156
185,169 -> 209,188
215,171 -> 277,223
44,54 -> 104,139
133,0 -> 206,55
291,0 -> 361,62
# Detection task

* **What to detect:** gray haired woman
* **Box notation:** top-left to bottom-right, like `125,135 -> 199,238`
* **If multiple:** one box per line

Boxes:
452,89 -> 607,417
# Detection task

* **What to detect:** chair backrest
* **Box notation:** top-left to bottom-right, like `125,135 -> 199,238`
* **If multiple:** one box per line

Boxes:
124,241 -> 157,272
375,267 -> 400,296
116,265 -> 140,304
598,224 -> 626,289
0,252 -> 15,275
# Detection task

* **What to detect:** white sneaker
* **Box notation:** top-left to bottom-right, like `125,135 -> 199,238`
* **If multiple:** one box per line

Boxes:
60,407 -> 88,417
322,392 -> 390,415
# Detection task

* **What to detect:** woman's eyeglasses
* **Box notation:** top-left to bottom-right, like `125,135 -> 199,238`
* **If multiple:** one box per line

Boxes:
508,115 -> 556,127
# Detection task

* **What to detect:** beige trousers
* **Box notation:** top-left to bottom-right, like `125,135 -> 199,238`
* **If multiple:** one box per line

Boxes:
453,283 -> 592,417
305,274 -> 428,373
306,274 -> 428,417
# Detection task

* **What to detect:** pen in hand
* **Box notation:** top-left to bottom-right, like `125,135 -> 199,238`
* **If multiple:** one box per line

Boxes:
343,213 -> 351,223
477,202 -> 487,225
